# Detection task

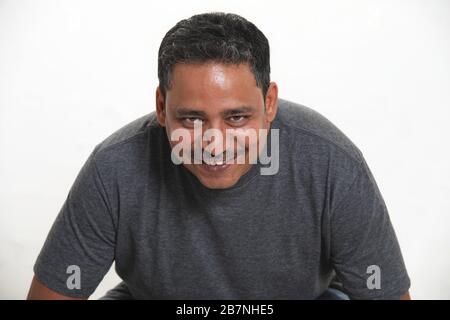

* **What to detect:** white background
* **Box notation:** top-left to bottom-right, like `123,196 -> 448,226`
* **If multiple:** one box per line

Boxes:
1,0 -> 449,299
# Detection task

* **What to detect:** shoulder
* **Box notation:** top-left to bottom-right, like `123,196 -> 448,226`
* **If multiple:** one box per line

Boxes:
84,112 -> 163,188
82,112 -> 163,174
276,98 -> 364,164
94,112 -> 159,154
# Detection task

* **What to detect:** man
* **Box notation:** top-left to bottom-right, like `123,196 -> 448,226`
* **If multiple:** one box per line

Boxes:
27,12 -> 410,300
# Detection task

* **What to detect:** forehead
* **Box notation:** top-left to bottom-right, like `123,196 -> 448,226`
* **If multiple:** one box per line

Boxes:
165,62 -> 263,113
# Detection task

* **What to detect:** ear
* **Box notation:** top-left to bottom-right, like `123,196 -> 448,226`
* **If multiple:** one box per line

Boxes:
264,82 -> 278,123
155,86 -> 166,127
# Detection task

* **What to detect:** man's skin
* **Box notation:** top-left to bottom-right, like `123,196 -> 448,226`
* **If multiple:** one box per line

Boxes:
27,62 -> 411,300
156,62 -> 278,189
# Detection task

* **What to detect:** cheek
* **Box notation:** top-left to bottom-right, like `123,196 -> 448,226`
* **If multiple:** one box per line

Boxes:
166,126 -> 197,154
248,113 -> 268,129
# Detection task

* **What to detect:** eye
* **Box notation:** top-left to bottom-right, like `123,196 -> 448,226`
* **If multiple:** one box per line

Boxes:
228,115 -> 248,123
183,117 -> 203,124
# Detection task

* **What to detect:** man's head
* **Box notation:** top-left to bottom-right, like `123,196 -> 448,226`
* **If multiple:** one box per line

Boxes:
155,12 -> 278,189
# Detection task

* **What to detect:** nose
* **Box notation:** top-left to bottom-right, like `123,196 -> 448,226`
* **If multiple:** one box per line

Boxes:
201,120 -> 227,156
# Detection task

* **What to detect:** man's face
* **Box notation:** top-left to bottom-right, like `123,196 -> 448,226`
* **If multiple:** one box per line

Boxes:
156,62 -> 278,189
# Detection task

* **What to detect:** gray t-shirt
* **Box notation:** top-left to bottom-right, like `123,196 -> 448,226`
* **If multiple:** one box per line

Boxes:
34,99 -> 410,299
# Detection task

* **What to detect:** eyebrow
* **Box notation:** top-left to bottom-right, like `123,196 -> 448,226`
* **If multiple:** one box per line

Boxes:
220,106 -> 256,117
174,108 -> 207,117
174,106 -> 257,118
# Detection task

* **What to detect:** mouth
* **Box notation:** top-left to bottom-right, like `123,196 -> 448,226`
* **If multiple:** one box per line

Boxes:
193,148 -> 247,172
199,154 -> 235,172
200,160 -> 232,172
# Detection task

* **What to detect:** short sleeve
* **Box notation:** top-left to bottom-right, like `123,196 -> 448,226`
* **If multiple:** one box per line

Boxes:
33,146 -> 116,298
330,158 -> 411,299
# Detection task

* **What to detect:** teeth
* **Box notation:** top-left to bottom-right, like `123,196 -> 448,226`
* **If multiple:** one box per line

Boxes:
200,154 -> 238,166
204,159 -> 216,166
203,158 -> 225,166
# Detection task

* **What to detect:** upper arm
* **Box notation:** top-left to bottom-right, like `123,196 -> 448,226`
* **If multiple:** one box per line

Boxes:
32,147 -> 116,298
27,275 -> 87,300
330,159 -> 411,299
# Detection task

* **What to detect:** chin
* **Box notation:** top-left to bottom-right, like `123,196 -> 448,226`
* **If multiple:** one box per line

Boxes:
184,163 -> 252,190
198,177 -> 238,189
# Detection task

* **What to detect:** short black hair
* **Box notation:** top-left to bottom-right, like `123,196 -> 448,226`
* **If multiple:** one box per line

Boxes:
158,12 -> 271,99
